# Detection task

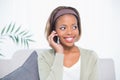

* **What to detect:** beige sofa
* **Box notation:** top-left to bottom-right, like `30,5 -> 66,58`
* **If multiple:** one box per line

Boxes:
0,49 -> 116,80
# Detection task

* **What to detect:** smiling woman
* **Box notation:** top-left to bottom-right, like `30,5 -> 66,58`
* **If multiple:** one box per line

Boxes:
37,6 -> 98,80
55,14 -> 79,47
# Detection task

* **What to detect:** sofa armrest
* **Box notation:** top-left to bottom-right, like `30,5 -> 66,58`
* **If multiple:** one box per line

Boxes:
98,58 -> 116,80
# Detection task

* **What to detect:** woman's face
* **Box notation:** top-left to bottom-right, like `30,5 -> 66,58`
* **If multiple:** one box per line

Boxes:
55,14 -> 79,47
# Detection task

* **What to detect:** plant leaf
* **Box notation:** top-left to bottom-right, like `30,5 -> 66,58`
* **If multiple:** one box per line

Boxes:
10,23 -> 15,33
0,49 -> 3,56
18,31 -> 25,35
24,34 -> 32,38
0,53 -> 4,56
15,36 -> 19,44
21,37 -> 23,45
14,26 -> 21,34
9,35 -> 16,43
6,23 -> 11,33
23,39 -> 26,47
1,27 -> 6,35
21,31 -> 29,36
26,39 -> 35,42
26,40 -> 29,47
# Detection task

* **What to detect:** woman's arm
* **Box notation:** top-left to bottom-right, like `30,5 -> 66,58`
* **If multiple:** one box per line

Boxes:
38,53 -> 64,80
88,51 -> 98,80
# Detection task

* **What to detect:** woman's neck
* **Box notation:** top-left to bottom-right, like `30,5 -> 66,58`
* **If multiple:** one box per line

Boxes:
63,45 -> 79,54
63,45 -> 80,67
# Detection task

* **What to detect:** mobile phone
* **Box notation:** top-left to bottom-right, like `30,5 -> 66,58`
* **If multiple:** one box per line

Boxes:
53,36 -> 59,43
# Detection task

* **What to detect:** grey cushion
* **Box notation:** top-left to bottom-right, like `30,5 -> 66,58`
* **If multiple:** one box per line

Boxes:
1,51 -> 39,80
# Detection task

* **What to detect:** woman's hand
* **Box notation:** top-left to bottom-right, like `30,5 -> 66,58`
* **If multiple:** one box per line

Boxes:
48,31 -> 64,54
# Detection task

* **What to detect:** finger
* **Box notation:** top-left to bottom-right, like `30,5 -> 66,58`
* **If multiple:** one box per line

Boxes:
48,31 -> 57,39
48,31 -> 56,38
48,31 -> 57,42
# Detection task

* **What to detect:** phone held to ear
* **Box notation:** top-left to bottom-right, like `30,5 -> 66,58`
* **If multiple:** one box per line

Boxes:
53,36 -> 59,44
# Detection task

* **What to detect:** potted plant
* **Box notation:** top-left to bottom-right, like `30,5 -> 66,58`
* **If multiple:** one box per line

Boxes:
0,23 -> 34,56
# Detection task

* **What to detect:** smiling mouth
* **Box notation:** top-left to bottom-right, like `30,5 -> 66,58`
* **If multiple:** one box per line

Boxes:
64,37 -> 74,43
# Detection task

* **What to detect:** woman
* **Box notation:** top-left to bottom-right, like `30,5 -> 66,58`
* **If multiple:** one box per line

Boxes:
37,6 -> 98,80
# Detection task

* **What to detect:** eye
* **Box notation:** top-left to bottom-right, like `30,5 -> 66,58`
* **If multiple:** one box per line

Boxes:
72,25 -> 78,30
59,26 -> 66,30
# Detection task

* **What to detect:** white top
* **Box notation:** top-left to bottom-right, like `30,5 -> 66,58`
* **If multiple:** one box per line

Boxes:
63,57 -> 81,80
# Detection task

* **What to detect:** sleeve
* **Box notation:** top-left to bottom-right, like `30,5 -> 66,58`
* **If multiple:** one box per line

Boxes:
37,53 -> 64,80
88,51 -> 98,80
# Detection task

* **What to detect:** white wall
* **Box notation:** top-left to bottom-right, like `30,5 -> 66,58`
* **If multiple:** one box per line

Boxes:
0,0 -> 120,80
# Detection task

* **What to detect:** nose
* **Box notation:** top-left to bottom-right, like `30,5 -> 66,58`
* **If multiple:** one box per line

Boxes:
66,27 -> 72,35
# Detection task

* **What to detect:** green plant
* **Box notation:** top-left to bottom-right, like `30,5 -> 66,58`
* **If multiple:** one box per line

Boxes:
0,23 -> 34,56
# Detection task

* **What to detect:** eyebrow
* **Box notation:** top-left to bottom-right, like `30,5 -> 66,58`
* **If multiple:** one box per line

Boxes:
59,23 -> 77,27
56,24 -> 66,28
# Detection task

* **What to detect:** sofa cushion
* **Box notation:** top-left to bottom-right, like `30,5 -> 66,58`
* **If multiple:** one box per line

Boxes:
1,51 -> 39,80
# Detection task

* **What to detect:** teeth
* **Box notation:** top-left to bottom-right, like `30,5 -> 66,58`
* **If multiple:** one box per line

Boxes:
66,38 -> 72,40
65,37 -> 73,42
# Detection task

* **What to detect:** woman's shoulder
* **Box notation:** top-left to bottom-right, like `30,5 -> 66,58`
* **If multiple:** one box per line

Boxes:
79,47 -> 98,59
35,48 -> 55,58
